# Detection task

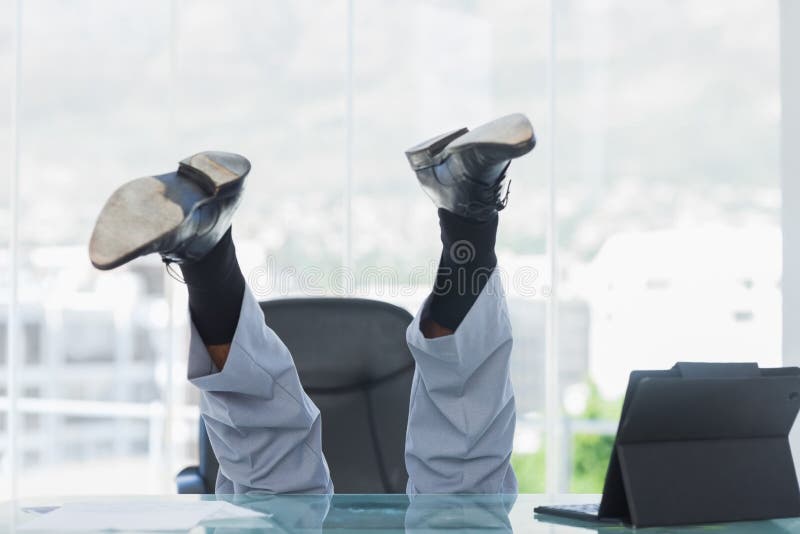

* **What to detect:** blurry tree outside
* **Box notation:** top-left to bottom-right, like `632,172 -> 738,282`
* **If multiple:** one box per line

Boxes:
512,381 -> 623,493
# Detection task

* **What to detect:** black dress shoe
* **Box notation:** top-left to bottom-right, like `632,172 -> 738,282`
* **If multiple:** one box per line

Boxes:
89,151 -> 250,270
405,113 -> 535,221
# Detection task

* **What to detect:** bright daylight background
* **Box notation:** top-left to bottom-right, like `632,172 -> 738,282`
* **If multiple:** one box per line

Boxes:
0,0 -> 790,497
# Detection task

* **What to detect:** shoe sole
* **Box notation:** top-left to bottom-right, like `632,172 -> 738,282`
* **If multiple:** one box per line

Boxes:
446,113 -> 535,157
405,113 -> 535,170
89,152 -> 249,270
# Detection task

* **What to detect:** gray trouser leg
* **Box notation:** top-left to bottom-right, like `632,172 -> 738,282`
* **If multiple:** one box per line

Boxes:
187,287 -> 333,494
404,270 -> 517,494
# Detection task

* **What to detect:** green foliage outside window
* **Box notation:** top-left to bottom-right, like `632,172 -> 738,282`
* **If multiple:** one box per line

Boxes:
511,449 -> 546,493
513,381 -> 623,493
570,433 -> 615,493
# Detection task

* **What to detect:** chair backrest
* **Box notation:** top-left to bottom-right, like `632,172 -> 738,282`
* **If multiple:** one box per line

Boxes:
198,297 -> 415,493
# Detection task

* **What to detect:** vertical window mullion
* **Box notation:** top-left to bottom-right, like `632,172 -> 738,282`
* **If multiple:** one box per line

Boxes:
6,0 -> 23,503
160,0 -> 181,491
544,0 -> 562,497
344,0 -> 354,284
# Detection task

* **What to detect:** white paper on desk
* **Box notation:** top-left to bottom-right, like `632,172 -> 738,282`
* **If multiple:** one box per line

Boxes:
18,500 -> 268,531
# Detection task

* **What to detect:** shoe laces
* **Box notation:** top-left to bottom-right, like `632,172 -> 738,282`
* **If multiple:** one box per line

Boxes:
163,257 -> 186,284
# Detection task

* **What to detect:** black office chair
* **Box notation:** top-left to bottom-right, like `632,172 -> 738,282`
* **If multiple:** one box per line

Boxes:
176,297 -> 415,494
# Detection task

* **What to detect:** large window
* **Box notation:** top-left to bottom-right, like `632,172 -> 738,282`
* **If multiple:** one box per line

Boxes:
0,0 -> 786,499
550,0 -> 782,491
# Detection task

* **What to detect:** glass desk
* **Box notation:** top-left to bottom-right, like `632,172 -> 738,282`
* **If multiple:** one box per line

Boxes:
2,493 -> 800,532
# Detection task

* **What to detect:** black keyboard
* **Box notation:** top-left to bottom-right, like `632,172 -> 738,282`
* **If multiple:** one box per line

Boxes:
534,502 -> 624,524
537,503 -> 600,517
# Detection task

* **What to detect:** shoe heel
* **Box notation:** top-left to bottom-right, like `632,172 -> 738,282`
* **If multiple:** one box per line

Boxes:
405,127 -> 468,170
179,151 -> 251,196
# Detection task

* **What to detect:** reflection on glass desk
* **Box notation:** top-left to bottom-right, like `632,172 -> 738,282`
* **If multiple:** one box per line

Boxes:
3,493 -> 800,532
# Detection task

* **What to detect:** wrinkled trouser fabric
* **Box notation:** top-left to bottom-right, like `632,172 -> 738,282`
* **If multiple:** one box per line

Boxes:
187,270 -> 516,495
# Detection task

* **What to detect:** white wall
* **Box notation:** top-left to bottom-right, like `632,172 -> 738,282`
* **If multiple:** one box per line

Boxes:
781,0 -> 800,470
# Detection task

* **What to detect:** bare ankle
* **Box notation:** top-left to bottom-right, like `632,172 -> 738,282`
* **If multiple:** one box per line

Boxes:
421,318 -> 454,339
206,344 -> 231,370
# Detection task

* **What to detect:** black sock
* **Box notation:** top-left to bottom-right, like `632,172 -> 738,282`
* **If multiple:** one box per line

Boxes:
429,208 -> 498,330
178,228 -> 245,346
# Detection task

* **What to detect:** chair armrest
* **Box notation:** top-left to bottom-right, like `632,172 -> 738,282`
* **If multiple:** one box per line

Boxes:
176,465 -> 210,494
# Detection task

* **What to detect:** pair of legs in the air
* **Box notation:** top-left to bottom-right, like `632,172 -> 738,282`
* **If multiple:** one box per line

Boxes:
89,113 -> 536,494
